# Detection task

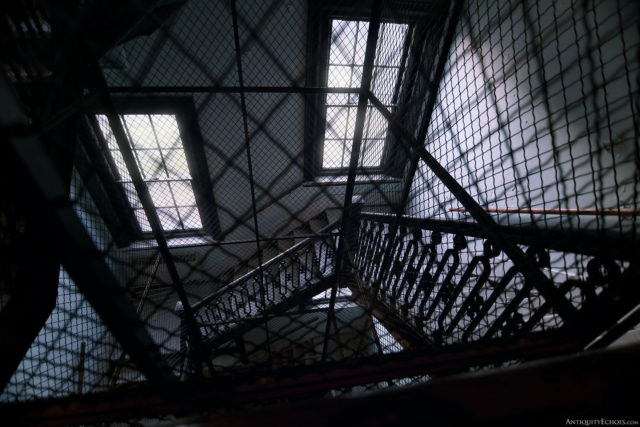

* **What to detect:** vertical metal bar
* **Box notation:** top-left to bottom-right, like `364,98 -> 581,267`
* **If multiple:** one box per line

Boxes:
322,0 -> 382,363
92,69 -> 215,376
230,0 -> 272,368
77,342 -> 86,395
367,1 -> 464,312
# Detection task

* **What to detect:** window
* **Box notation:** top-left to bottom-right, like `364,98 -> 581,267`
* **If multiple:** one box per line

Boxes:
321,19 -> 409,171
92,99 -> 221,239
97,114 -> 202,232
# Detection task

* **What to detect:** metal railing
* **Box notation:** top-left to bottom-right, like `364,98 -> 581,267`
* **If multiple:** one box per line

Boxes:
176,210 -> 639,376
183,220 -> 340,368
352,212 -> 639,348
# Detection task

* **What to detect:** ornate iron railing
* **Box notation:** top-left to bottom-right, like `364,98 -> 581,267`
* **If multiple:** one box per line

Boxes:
187,221 -> 340,356
178,211 -> 638,376
352,213 -> 639,348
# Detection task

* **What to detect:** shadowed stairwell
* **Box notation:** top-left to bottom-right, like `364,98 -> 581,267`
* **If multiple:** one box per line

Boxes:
1,0 -> 639,424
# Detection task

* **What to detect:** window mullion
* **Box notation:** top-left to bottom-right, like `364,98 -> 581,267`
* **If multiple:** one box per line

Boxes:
345,20 -> 363,168
120,116 -> 148,181
148,114 -> 186,230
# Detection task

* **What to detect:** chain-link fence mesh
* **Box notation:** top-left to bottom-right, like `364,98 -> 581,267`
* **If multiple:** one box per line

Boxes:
1,0 -> 639,421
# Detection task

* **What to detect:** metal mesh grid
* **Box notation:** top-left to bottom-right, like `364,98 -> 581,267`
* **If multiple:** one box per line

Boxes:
1,0 -> 639,421
407,0 -> 640,239
1,171 -> 124,401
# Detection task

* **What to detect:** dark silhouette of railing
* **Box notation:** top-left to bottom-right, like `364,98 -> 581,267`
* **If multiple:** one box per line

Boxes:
352,212 -> 639,349
179,211 -> 639,375
181,220 -> 340,371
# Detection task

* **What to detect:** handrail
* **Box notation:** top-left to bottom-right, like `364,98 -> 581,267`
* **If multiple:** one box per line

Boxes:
360,212 -> 639,260
192,219 -> 340,311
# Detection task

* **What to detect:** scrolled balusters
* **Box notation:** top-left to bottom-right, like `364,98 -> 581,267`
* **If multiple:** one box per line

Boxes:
381,226 -> 408,298
404,230 -> 441,315
284,257 -> 293,290
585,257 -> 621,299
363,222 -> 384,283
264,268 -> 276,305
323,242 -> 335,274
461,262 -> 520,342
419,234 -> 467,336
488,247 -> 551,339
390,228 -> 422,303
355,220 -> 372,268
444,239 -> 499,336
474,247 -> 550,341
370,225 -> 393,287
291,252 -> 301,289
277,260 -> 287,299
311,250 -> 320,279
302,247 -> 313,282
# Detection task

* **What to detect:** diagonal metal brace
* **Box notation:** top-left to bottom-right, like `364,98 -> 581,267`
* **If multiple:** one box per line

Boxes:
368,92 -> 579,324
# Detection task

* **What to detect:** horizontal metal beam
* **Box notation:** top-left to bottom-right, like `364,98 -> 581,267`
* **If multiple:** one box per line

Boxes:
450,207 -> 640,217
0,333 -> 599,425
104,86 -> 362,94
360,212 -> 640,260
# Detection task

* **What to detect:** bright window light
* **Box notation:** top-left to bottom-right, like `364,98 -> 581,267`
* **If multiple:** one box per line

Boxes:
322,19 -> 408,169
97,114 -> 203,232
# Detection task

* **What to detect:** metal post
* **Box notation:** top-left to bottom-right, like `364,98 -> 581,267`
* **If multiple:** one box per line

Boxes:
230,0 -> 273,368
370,0 -> 466,307
322,0 -> 382,363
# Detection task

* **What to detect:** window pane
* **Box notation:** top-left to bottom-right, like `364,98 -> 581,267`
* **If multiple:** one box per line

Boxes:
124,115 -> 157,149
360,139 -> 384,167
364,106 -> 387,139
157,208 -> 180,230
371,67 -> 400,104
354,21 -> 369,65
377,23 -> 407,67
151,115 -> 182,149
328,66 -> 354,88
344,106 -> 358,140
171,181 -> 197,206
147,181 -> 174,208
323,140 -> 344,168
322,19 -> 407,172
135,209 -> 152,232
136,150 -> 166,179
123,182 -> 141,209
96,115 -> 118,150
163,149 -> 190,177
324,107 -> 348,139
329,20 -> 357,65
179,206 -> 202,229
99,113 -> 205,232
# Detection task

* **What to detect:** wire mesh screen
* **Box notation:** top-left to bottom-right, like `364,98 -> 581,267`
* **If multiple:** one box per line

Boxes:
1,171 -> 124,401
407,0 -> 640,240
1,0 -> 639,421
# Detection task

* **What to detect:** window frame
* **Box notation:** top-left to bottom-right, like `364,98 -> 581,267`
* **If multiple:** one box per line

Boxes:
91,96 -> 222,240
304,3 -> 415,181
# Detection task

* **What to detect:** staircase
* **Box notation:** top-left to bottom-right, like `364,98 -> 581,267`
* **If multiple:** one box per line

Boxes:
177,210 -> 640,377
184,217 -> 341,370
